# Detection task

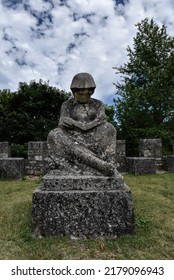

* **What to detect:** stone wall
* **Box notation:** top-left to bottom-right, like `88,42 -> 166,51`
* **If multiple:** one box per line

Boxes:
0,142 -> 25,179
25,141 -> 49,176
0,138 -> 171,178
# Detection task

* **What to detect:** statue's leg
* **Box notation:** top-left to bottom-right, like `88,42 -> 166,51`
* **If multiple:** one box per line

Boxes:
47,127 -> 115,176
87,122 -> 116,164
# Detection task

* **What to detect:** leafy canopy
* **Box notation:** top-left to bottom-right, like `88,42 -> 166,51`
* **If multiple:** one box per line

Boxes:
0,80 -> 70,157
114,18 -> 174,155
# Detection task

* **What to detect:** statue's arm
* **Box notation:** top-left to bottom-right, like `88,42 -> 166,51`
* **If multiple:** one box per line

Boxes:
59,102 -> 77,129
80,102 -> 106,131
59,99 -> 106,131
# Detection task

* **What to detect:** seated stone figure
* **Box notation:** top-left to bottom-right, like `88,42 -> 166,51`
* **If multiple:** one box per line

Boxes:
47,73 -> 117,176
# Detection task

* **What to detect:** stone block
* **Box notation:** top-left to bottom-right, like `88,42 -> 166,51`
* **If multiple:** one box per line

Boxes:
0,142 -> 11,158
167,155 -> 174,172
127,157 -> 156,175
25,159 -> 50,176
0,158 -> 25,179
31,174 -> 134,238
139,139 -> 162,158
28,141 -> 48,161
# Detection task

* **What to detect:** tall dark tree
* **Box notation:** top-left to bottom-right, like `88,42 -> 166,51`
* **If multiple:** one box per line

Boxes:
0,80 -> 70,157
114,18 -> 174,155
105,104 -> 117,128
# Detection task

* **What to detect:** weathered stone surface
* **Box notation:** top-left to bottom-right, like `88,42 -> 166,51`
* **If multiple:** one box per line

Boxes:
25,159 -> 50,176
116,140 -> 126,172
28,141 -> 48,161
167,155 -> 174,172
47,98 -> 116,176
139,138 -> 162,158
127,157 -> 156,175
31,73 -> 134,238
70,72 -> 96,89
0,142 -> 11,158
0,158 -> 25,179
31,177 -> 134,238
41,172 -> 124,191
47,73 -> 116,176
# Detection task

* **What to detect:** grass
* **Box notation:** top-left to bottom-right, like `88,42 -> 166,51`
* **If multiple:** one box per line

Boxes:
0,173 -> 174,260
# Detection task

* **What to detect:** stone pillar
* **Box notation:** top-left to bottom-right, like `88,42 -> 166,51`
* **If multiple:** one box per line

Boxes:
139,139 -> 162,158
28,141 -> 48,161
116,140 -> 126,172
139,139 -> 163,171
0,142 -> 11,158
26,142 -> 49,176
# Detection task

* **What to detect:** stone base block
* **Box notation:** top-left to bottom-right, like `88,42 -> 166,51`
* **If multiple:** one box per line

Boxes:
0,158 -> 25,179
31,175 -> 134,238
167,155 -> 174,172
126,157 -> 156,175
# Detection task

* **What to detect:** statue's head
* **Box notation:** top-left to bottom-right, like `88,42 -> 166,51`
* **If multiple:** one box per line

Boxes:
70,73 -> 96,103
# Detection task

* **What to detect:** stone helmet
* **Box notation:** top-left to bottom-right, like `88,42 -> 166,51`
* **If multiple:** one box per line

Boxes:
70,73 -> 96,90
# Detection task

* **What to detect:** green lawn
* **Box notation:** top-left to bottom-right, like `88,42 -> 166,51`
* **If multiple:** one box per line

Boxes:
0,173 -> 174,260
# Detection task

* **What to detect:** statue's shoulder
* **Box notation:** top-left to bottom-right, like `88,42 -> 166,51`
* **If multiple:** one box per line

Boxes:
90,98 -> 104,107
62,98 -> 75,107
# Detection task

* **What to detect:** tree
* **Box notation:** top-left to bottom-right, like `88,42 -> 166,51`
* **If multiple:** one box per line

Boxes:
114,18 -> 174,155
105,104 -> 117,128
0,80 -> 70,157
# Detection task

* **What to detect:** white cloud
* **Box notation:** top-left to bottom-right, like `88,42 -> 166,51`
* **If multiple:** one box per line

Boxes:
0,0 -> 174,103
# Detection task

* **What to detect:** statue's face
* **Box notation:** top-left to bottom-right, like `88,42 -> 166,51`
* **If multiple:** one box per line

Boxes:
73,88 -> 94,103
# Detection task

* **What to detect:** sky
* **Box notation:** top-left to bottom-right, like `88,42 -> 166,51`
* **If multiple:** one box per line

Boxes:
1,0 -> 174,104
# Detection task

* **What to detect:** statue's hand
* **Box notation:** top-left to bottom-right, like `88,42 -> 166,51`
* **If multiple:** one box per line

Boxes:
63,117 -> 75,128
63,117 -> 85,130
80,118 -> 106,131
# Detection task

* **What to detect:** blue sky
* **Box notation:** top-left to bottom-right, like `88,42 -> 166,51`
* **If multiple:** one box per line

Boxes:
1,0 -> 174,104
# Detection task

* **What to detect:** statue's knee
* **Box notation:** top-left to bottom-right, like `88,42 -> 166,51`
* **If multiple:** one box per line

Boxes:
99,122 -> 116,139
106,123 -> 116,136
48,128 -> 61,140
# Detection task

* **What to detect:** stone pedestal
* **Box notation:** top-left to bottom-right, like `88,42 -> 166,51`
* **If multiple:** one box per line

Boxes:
126,157 -> 156,175
167,155 -> 174,172
31,172 -> 134,238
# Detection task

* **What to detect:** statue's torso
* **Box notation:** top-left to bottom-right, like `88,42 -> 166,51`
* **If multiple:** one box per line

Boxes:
66,98 -> 103,123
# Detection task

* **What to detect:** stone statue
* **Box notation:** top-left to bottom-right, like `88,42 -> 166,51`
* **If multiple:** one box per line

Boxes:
31,72 -> 135,238
47,73 -> 117,176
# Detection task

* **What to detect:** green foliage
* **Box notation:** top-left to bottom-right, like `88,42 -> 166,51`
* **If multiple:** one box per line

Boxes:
114,18 -> 174,155
135,215 -> 150,230
0,80 -> 70,157
11,143 -> 28,158
105,104 -> 117,127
